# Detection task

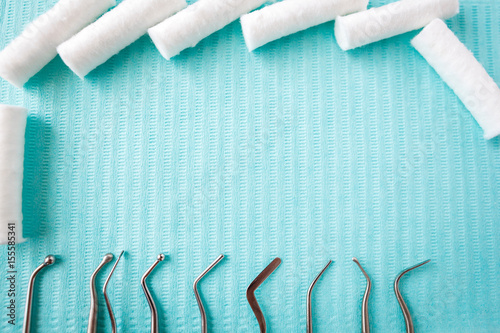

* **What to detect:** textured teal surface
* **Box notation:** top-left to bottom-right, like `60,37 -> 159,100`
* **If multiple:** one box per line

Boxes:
0,0 -> 499,331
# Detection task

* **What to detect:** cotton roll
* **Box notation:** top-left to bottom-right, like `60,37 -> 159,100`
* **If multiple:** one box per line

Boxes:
241,0 -> 368,52
0,0 -> 115,88
148,0 -> 266,60
0,105 -> 27,244
58,0 -> 187,78
412,19 -> 500,140
334,0 -> 459,51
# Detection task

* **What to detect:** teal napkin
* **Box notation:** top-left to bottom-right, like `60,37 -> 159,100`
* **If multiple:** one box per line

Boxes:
0,0 -> 499,331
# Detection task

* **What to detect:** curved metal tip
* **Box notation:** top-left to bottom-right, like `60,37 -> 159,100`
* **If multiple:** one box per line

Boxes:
23,255 -> 56,333
194,254 -> 224,287
353,258 -> 371,333
307,260 -> 332,297
142,254 -> 165,333
103,251 -> 125,333
88,253 -> 115,333
394,259 -> 431,333
194,254 -> 225,333
44,255 -> 56,266
307,260 -> 332,333
103,251 -> 124,293
103,253 -> 114,263
353,258 -> 370,282
142,255 -> 164,281
396,260 -> 430,281
247,257 -> 282,333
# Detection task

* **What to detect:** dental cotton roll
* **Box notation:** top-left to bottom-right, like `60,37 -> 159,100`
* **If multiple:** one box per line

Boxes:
58,0 -> 187,78
148,0 -> 266,60
412,19 -> 500,140
241,0 -> 368,52
334,0 -> 459,51
0,105 -> 27,244
0,0 -> 115,88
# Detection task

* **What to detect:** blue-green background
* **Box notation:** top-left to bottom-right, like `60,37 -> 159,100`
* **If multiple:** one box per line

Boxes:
1,0 -> 499,331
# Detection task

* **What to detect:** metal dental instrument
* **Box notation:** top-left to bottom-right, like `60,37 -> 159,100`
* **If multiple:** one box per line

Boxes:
103,250 -> 124,333
394,259 -> 431,333
246,257 -> 282,333
194,254 -> 224,333
307,260 -> 332,333
23,255 -> 56,333
88,253 -> 114,333
353,257 -> 371,333
142,254 -> 165,333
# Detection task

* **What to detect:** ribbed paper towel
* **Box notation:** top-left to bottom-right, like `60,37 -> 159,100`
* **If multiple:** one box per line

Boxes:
0,0 -> 499,331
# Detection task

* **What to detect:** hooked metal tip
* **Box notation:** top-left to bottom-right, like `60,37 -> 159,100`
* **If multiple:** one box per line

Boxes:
353,257 -> 371,333
307,260 -> 332,333
394,259 -> 431,333
246,257 -> 281,333
194,254 -> 224,333
103,251 -> 125,333
23,255 -> 56,333
142,254 -> 165,333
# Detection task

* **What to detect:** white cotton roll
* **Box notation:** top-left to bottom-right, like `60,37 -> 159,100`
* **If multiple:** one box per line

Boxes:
0,0 -> 115,88
58,0 -> 187,78
334,0 -> 459,51
240,0 -> 368,52
148,0 -> 266,60
0,105 -> 27,245
412,19 -> 500,140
